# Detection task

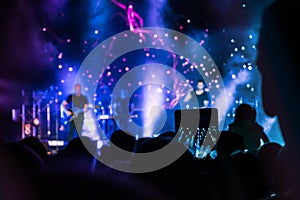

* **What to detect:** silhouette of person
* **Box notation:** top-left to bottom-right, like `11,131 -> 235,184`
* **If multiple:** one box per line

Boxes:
228,103 -> 269,153
216,130 -> 245,157
256,0 -> 300,198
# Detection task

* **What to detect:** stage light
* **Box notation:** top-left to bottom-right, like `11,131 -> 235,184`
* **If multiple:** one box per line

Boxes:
210,150 -> 218,159
58,52 -> 63,59
156,88 -> 163,94
11,108 -> 20,122
97,140 -> 103,149
48,140 -> 64,147
24,123 -> 31,135
33,118 -> 40,126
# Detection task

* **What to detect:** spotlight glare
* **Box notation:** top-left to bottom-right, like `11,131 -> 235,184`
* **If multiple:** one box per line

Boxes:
24,124 -> 31,135
156,88 -> 163,93
33,118 -> 40,126
58,52 -> 63,59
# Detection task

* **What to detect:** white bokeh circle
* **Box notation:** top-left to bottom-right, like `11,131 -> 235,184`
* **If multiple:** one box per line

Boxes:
74,27 -> 226,173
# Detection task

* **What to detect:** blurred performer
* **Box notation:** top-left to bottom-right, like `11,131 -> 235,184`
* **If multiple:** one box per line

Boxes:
183,79 -> 211,109
62,83 -> 88,142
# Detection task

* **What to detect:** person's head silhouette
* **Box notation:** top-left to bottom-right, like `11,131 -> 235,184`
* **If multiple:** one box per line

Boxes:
234,103 -> 256,122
